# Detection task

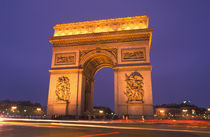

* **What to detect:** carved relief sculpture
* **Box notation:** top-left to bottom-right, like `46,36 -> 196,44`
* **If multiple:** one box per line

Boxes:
55,53 -> 76,65
121,48 -> 146,62
79,48 -> 118,61
55,76 -> 71,101
124,72 -> 144,102
55,76 -> 71,115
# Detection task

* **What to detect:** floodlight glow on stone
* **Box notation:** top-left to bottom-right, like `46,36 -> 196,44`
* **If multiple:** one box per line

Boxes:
53,15 -> 149,36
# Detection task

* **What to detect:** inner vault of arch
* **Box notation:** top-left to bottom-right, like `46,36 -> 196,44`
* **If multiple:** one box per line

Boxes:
82,54 -> 115,113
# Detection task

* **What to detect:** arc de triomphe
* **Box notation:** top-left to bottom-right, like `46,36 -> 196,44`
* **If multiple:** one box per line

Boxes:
47,15 -> 153,118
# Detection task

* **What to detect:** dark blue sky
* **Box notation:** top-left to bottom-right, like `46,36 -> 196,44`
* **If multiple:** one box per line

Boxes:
0,0 -> 210,110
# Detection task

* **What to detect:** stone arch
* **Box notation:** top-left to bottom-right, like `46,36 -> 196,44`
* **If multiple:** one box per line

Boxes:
80,49 -> 117,67
80,50 -> 117,113
47,16 -> 154,118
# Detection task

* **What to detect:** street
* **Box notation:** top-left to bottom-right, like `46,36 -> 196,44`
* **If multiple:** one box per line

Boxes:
0,118 -> 209,137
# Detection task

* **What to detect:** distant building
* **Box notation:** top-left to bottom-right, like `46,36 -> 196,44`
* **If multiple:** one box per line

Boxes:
92,106 -> 117,119
155,108 -> 180,119
206,108 -> 210,119
154,102 -> 208,120
0,100 -> 46,118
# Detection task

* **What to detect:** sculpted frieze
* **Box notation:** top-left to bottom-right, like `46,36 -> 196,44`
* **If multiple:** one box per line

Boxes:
107,48 -> 118,59
124,72 -> 144,102
79,48 -> 118,61
55,53 -> 76,65
55,76 -> 71,102
121,48 -> 146,62
52,35 -> 150,47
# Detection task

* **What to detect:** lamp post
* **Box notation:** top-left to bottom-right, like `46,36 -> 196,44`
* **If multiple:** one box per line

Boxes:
11,106 -> 17,110
182,109 -> 188,119
37,108 -> 41,112
126,99 -> 129,120
160,109 -> 165,119
11,106 -> 18,115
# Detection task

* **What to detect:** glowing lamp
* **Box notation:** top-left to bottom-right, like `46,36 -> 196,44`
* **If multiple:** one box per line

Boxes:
182,109 -> 188,113
160,110 -> 165,113
37,108 -> 42,111
11,106 -> 17,110
99,110 -> 104,114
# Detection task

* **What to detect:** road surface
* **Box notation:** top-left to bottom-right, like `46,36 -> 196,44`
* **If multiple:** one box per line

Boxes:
0,118 -> 209,137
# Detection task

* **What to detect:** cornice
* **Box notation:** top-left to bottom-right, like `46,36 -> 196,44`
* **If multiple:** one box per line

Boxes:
113,64 -> 152,71
49,28 -> 153,48
53,15 -> 149,36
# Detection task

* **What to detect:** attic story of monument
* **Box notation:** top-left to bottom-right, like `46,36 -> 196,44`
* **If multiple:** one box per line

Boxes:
47,15 -> 153,117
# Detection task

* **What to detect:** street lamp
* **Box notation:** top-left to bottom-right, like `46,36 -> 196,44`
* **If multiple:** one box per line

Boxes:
182,109 -> 188,113
182,109 -> 188,119
11,106 -> 17,112
36,108 -> 42,112
160,110 -> 165,113
126,99 -> 129,120
99,110 -> 104,114
11,106 -> 17,110
159,109 -> 166,119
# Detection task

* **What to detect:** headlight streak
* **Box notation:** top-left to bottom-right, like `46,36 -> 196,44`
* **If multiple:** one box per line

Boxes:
51,123 -> 210,134
0,118 -> 210,134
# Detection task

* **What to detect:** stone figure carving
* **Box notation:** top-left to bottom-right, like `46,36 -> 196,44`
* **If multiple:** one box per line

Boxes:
55,76 -> 71,115
124,72 -> 144,102
55,76 -> 70,101
55,53 -> 76,65
121,48 -> 146,62
79,48 -> 117,61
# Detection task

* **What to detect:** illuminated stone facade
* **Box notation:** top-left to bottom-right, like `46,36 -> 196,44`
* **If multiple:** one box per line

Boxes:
47,15 -> 153,117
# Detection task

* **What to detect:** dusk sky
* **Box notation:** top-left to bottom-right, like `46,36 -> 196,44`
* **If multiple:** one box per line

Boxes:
0,0 -> 210,111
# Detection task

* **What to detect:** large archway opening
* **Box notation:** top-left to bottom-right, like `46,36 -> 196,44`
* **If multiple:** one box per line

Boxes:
81,52 -> 116,114
94,67 -> 114,112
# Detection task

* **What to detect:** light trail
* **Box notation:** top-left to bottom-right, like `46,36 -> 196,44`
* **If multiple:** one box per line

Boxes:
1,118 -> 210,134
78,132 -> 120,137
51,123 -> 210,134
1,118 -> 210,125
0,118 -> 108,124
0,121 -> 57,128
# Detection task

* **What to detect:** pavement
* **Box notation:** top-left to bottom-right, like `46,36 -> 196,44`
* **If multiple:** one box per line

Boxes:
0,118 -> 209,137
